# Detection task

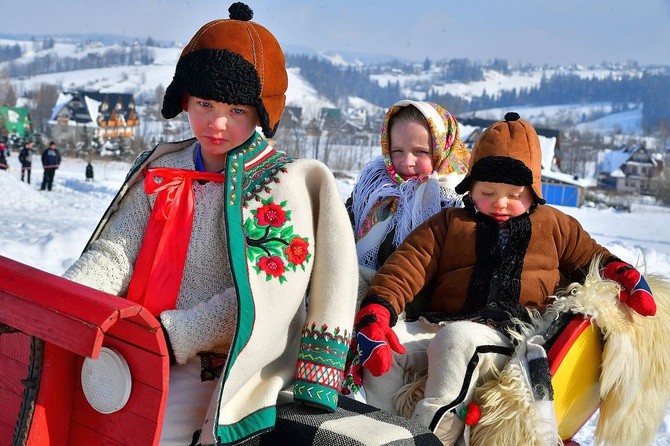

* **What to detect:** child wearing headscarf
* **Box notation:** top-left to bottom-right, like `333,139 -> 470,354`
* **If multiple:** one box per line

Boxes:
346,100 -> 470,306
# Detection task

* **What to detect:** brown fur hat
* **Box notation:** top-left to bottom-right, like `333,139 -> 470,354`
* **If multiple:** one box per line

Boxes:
455,112 -> 545,204
161,2 -> 288,138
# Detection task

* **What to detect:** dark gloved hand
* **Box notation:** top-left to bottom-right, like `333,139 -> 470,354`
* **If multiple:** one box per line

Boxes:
354,303 -> 406,376
603,260 -> 656,316
159,322 -> 176,366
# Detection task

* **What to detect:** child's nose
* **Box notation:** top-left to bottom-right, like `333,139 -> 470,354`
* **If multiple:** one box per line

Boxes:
210,115 -> 228,130
494,197 -> 507,208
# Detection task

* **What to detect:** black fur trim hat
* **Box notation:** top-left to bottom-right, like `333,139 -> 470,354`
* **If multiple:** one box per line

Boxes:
161,2 -> 288,138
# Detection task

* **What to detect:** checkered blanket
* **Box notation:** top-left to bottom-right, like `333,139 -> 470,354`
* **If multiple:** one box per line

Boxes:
236,396 -> 441,446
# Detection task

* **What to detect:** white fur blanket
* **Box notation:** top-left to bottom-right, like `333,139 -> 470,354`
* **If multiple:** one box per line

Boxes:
473,260 -> 670,446
396,260 -> 670,446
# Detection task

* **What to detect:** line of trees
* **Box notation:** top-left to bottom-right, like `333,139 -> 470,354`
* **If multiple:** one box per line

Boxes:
287,55 -> 669,134
437,72 -> 670,131
5,47 -> 155,78
286,55 -> 403,107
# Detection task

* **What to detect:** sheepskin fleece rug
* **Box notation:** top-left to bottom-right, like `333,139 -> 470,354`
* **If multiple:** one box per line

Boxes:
394,259 -> 670,446
471,260 -> 670,446
570,268 -> 670,446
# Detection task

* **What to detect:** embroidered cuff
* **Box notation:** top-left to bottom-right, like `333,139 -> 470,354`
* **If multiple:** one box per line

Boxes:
293,323 -> 350,412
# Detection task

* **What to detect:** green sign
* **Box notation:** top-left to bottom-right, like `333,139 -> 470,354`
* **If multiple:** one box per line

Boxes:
0,106 -> 33,137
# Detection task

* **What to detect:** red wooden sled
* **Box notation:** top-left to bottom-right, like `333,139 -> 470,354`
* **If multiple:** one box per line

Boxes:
0,253 -> 601,445
0,255 -> 169,446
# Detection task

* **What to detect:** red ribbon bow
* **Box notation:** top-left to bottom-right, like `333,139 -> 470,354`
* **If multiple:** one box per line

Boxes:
126,167 -> 225,316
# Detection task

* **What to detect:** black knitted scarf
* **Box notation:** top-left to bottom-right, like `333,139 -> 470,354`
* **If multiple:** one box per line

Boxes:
461,199 -> 532,323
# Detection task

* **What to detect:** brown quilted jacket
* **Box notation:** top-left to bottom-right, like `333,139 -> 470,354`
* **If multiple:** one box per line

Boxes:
367,205 -> 614,319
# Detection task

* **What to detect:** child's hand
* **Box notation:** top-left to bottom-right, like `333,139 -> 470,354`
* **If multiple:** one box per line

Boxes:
354,303 -> 406,376
603,261 -> 656,316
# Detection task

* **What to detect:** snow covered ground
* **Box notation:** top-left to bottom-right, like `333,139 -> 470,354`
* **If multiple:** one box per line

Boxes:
1,154 -> 669,444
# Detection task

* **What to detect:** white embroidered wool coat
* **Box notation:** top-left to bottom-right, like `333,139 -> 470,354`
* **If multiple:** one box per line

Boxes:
64,133 -> 358,444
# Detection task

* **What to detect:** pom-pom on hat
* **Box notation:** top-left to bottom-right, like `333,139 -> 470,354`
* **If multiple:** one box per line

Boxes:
161,2 -> 288,138
455,112 -> 546,204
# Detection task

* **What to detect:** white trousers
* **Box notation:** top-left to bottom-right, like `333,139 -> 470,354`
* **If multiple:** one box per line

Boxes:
363,319 -> 513,431
159,357 -> 218,445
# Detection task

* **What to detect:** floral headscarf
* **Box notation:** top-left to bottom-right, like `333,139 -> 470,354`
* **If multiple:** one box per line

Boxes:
351,100 -> 470,269
379,100 -> 470,182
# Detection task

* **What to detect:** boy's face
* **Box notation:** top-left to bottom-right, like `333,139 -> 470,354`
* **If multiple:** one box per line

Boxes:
186,96 -> 259,165
470,181 -> 534,222
389,119 -> 434,180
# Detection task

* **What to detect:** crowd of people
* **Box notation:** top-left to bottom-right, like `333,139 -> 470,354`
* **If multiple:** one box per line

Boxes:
0,139 -> 93,187
0,2 -> 664,445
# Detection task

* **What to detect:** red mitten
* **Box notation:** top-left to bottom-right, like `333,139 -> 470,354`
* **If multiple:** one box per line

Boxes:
354,303 -> 406,376
603,261 -> 656,316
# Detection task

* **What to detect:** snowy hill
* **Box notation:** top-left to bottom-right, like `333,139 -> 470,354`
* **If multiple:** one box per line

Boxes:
2,36 -> 663,134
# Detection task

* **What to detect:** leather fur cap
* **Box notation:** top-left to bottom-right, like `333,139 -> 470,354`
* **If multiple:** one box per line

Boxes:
456,112 -> 546,204
161,2 -> 288,138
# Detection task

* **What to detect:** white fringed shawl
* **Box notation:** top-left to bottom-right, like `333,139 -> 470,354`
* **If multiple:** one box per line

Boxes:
351,156 -> 461,270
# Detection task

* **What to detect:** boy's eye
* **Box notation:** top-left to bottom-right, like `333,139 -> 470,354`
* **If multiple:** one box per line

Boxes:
232,108 -> 245,114
197,100 -> 212,108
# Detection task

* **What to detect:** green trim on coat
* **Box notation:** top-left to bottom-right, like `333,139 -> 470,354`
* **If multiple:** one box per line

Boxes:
215,406 -> 277,445
216,133 -> 276,443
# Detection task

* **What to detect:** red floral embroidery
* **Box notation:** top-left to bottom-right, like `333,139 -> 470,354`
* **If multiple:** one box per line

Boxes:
246,198 -> 311,283
286,237 -> 309,265
255,202 -> 287,227
257,256 -> 285,278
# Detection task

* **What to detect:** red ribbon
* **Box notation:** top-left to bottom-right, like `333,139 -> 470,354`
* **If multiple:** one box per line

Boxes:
126,167 -> 225,316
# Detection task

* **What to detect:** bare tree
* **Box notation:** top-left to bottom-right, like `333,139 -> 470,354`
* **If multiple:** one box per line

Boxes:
154,85 -> 165,119
651,166 -> 670,205
0,68 -> 17,106
560,130 -> 605,178
30,83 -> 60,133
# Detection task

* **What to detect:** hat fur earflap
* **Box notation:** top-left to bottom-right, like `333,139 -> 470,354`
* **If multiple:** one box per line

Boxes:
161,2 -> 287,138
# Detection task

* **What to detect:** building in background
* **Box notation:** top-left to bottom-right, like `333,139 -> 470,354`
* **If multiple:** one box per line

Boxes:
597,144 -> 664,195
47,91 -> 140,147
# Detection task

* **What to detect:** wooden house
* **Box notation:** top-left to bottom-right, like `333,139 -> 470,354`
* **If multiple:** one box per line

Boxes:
282,106 -> 303,127
48,91 -> 140,145
597,144 -> 663,195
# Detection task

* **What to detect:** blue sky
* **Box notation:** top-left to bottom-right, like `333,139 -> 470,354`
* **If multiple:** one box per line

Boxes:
2,0 -> 670,66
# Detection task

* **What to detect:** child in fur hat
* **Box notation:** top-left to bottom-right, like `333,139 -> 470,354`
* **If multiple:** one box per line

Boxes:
346,100 -> 469,308
352,112 -> 656,444
62,3 -> 357,445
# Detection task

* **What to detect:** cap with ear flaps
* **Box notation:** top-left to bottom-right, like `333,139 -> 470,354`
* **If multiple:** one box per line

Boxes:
161,2 -> 288,138
455,112 -> 545,204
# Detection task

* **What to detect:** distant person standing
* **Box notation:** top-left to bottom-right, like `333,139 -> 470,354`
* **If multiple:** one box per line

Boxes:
40,141 -> 62,191
85,161 -> 94,181
18,141 -> 35,184
0,143 -> 8,170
